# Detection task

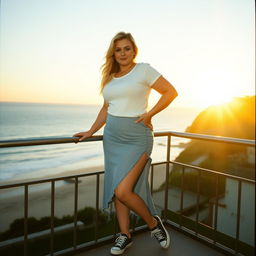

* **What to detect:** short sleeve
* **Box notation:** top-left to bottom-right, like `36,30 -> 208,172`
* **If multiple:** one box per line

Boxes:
144,63 -> 161,87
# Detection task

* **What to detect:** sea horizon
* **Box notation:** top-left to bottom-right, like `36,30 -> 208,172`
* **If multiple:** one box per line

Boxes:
0,102 -> 201,182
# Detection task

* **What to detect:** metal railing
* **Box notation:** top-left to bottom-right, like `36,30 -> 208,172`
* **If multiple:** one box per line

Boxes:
0,131 -> 255,256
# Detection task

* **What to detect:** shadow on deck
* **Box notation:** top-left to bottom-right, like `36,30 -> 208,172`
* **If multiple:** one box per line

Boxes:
75,226 -> 225,256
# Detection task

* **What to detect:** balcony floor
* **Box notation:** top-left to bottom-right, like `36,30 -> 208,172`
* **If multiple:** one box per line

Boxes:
75,226 -> 225,256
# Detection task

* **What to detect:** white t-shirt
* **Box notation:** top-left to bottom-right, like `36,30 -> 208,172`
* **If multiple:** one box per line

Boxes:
102,63 -> 161,117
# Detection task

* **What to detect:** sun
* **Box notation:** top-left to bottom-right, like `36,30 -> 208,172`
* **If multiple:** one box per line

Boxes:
195,69 -> 239,108
203,91 -> 234,107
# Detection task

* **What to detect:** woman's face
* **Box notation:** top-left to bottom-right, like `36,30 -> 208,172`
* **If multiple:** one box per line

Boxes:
114,39 -> 135,67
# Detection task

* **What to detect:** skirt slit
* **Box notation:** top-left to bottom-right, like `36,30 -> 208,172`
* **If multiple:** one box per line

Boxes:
102,114 -> 157,215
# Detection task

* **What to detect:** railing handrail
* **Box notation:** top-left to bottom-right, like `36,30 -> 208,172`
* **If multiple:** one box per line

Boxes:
0,131 -> 255,148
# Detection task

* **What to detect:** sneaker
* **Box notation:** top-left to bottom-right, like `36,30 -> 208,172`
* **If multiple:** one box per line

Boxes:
110,233 -> 133,255
150,215 -> 170,249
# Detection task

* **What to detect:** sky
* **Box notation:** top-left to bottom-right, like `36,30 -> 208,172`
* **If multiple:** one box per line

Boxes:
0,0 -> 255,109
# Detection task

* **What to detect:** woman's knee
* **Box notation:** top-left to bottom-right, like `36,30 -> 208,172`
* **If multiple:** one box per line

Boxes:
114,186 -> 131,202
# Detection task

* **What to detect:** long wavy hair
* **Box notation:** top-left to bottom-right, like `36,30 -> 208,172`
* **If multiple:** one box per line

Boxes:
100,32 -> 138,92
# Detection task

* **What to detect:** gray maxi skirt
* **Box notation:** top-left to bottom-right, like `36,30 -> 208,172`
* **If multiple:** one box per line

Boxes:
103,114 -> 157,215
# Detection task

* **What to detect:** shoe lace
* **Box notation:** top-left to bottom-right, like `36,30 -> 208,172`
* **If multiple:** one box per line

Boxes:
115,235 -> 127,247
151,228 -> 165,241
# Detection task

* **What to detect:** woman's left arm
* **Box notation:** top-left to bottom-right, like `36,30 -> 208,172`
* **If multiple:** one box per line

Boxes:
148,76 -> 178,116
135,76 -> 178,129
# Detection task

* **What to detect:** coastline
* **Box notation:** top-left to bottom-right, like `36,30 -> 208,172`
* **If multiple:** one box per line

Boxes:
0,164 -> 167,232
0,165 -> 104,232
0,165 -> 104,186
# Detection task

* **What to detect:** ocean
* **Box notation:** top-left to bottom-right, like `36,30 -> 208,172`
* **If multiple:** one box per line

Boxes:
0,102 -> 201,182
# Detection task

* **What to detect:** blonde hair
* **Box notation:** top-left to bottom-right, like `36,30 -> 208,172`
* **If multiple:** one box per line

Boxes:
100,32 -> 138,92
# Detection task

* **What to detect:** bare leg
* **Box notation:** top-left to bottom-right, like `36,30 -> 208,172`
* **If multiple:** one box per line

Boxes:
114,197 -> 131,238
114,153 -> 157,231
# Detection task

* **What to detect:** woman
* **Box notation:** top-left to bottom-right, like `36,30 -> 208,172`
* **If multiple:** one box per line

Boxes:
73,32 -> 178,255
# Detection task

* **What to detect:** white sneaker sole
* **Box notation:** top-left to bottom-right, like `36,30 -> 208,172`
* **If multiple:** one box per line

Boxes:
154,215 -> 170,249
110,241 -> 133,255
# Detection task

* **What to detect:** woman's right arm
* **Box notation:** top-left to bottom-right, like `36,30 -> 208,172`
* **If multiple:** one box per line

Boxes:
73,101 -> 108,141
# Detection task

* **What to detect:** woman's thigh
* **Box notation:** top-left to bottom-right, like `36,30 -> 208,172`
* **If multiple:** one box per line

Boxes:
114,152 -> 148,198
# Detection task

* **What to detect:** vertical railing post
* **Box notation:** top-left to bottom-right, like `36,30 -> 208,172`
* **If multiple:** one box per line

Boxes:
24,185 -> 28,256
50,181 -> 55,256
73,177 -> 79,249
150,164 -> 154,194
95,173 -> 100,242
131,214 -> 136,233
114,213 -> 118,237
235,180 -> 242,254
195,170 -> 201,235
164,135 -> 171,221
179,167 -> 185,227
213,175 -> 219,244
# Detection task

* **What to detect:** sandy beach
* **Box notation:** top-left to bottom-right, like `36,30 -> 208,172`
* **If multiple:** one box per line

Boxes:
0,164 -> 167,232
0,165 -> 105,232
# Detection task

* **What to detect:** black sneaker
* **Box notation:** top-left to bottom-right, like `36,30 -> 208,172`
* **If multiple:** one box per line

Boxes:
150,215 -> 170,249
110,233 -> 133,255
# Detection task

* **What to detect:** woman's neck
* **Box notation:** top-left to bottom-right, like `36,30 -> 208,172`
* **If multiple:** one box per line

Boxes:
116,62 -> 136,77
119,62 -> 135,72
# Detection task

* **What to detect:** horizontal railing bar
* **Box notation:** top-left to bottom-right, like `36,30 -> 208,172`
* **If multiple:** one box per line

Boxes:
0,163 -> 170,189
1,158 -> 254,189
155,131 -> 255,146
0,135 -> 103,148
170,161 -> 255,183
0,131 -> 255,148
0,171 -> 104,189
151,161 -> 168,166
151,160 -> 255,183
